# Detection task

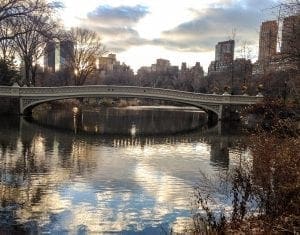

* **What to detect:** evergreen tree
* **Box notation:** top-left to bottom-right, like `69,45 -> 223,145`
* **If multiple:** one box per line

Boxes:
0,58 -> 19,85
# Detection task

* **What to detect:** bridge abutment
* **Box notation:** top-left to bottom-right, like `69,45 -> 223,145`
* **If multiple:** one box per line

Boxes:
0,97 -> 20,115
220,105 -> 235,121
220,105 -> 246,121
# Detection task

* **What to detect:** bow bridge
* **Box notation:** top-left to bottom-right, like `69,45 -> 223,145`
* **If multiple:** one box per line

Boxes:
0,85 -> 263,120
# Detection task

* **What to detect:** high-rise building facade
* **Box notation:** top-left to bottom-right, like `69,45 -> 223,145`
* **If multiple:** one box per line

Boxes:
208,40 -> 235,75
258,20 -> 278,61
215,40 -> 235,62
181,62 -> 187,71
98,53 -> 117,71
44,41 -> 56,72
60,40 -> 74,69
281,15 -> 300,56
155,59 -> 171,72
44,40 -> 74,72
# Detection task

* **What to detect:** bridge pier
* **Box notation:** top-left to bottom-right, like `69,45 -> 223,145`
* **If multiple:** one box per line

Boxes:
207,104 -> 241,124
207,104 -> 237,122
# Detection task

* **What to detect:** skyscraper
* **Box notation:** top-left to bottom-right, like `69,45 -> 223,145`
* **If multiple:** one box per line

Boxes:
215,40 -> 235,62
281,15 -> 300,56
155,59 -> 171,72
44,40 -> 74,72
258,20 -> 278,61
44,41 -> 56,72
208,40 -> 235,74
60,40 -> 74,69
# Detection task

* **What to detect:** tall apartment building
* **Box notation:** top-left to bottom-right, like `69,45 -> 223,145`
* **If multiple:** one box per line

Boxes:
60,40 -> 74,68
155,59 -> 171,72
191,62 -> 204,78
281,15 -> 300,55
208,40 -> 235,75
215,40 -> 235,62
44,40 -> 74,72
98,53 -> 117,71
258,20 -> 278,61
181,62 -> 187,71
44,41 -> 56,72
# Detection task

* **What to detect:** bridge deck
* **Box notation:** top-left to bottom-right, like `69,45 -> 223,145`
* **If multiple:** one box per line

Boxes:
0,85 -> 263,119
0,85 -> 262,104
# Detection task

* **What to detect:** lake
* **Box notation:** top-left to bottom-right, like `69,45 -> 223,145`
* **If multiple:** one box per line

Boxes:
0,106 -> 249,234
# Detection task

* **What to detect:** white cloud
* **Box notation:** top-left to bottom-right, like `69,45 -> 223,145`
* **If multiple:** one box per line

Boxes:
60,0 -> 278,71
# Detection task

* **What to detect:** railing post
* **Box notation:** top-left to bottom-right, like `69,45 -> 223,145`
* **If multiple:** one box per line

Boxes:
218,105 -> 223,121
11,83 -> 20,96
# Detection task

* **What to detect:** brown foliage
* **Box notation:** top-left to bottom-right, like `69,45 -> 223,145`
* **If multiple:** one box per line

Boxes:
249,133 -> 300,233
245,98 -> 298,137
192,99 -> 299,233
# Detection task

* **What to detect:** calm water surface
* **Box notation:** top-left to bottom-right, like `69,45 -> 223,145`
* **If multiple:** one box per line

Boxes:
0,106 -> 250,234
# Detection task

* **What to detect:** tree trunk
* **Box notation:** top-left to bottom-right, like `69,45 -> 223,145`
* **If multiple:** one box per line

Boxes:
24,58 -> 31,86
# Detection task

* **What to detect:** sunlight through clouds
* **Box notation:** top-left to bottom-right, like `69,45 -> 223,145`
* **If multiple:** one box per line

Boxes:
59,0 -> 277,72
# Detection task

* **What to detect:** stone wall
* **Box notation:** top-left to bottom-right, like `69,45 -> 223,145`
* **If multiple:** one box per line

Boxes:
0,97 -> 19,115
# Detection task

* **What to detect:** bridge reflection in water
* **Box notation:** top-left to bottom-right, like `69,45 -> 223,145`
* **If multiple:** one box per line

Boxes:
0,114 -> 249,233
19,111 -> 246,170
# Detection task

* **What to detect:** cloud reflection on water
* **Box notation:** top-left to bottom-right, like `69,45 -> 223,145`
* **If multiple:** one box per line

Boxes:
0,115 -> 249,233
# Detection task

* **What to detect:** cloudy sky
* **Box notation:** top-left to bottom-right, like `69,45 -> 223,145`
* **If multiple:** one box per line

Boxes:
59,0 -> 279,72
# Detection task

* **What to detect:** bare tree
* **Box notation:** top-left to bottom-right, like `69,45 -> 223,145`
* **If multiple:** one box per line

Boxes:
275,0 -> 300,66
64,28 -> 106,86
0,0 -> 62,41
260,0 -> 300,100
11,13 -> 60,86
238,40 -> 253,87
0,19 -> 15,60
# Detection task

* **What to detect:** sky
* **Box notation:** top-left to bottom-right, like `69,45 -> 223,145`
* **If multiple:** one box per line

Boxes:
58,0 -> 279,72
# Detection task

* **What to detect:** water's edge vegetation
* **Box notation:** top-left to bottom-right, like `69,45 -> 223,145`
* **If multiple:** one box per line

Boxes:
190,99 -> 299,234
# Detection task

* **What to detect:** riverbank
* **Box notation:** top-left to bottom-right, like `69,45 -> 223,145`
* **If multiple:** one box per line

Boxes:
190,99 -> 300,234
241,99 -> 300,135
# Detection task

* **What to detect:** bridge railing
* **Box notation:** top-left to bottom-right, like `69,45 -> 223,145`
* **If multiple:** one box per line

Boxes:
0,86 -> 19,96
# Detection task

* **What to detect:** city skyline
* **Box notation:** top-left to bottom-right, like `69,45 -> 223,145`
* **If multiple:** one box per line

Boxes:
59,0 -> 278,72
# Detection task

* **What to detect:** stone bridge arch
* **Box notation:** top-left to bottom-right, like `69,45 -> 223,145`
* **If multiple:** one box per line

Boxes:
0,85 -> 263,121
20,94 -> 222,120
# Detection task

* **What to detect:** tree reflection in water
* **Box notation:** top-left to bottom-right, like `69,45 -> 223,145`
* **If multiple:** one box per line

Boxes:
0,108 -> 250,234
